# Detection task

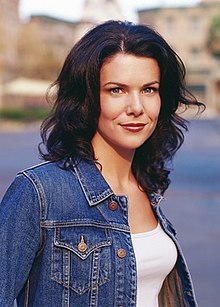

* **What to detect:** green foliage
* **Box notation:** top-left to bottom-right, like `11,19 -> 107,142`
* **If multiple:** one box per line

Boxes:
0,107 -> 50,122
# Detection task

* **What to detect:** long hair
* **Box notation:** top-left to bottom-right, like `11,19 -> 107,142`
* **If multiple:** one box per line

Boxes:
39,20 -> 204,195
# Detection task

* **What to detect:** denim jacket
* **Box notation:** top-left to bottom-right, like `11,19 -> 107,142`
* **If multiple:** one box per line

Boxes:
0,158 -> 198,307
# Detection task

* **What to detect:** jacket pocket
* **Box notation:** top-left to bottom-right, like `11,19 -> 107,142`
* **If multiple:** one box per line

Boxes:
51,225 -> 112,294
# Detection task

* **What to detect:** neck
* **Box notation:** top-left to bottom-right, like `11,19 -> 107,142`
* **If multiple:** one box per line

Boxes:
92,138 -> 136,191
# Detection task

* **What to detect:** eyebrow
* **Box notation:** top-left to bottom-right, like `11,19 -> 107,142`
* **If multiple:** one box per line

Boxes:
103,81 -> 160,87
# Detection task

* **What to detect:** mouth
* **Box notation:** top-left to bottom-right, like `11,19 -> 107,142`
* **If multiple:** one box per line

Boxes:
120,123 -> 146,132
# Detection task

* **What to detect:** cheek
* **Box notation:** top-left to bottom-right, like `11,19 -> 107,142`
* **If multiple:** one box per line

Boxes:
146,99 -> 161,119
155,101 -> 161,117
99,101 -> 122,121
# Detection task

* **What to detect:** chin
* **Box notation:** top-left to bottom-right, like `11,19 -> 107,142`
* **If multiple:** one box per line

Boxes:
119,142 -> 146,151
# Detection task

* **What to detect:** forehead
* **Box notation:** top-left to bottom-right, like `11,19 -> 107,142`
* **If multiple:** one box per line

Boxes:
102,52 -> 157,65
100,53 -> 160,83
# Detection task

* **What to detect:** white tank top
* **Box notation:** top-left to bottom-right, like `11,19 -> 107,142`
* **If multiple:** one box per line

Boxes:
131,223 -> 177,307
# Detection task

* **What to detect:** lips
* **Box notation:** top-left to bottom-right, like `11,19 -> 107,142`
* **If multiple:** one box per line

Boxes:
120,123 -> 146,132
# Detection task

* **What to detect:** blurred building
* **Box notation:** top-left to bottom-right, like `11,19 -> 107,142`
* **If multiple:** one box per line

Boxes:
0,0 -> 220,114
25,15 -> 79,60
82,0 -> 124,23
0,0 -> 125,109
0,0 -> 20,82
0,0 -> 20,108
77,0 -> 125,39
24,0 -> 125,59
138,0 -> 220,114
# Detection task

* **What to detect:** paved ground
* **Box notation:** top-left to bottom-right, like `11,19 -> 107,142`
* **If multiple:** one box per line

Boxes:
0,119 -> 220,306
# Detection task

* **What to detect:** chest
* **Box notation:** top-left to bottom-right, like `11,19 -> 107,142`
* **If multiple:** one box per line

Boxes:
125,188 -> 158,233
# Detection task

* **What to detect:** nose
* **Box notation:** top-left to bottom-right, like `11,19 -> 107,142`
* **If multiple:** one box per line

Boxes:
126,93 -> 144,116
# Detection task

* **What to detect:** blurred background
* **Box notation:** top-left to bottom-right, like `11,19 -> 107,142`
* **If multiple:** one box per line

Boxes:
0,0 -> 220,306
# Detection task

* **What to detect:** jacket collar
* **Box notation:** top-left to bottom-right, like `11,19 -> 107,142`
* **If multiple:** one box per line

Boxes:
70,158 -> 114,206
65,157 -> 163,208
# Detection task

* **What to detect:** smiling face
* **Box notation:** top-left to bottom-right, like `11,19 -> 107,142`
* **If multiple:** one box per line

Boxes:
92,53 -> 161,157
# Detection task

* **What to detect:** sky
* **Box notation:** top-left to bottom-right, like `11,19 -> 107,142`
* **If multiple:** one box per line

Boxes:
19,0 -> 200,23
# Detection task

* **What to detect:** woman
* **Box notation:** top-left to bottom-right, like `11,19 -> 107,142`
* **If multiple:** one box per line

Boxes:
0,20 -> 204,306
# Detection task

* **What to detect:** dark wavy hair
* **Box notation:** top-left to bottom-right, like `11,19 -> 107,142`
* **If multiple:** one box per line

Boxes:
39,20 -> 204,195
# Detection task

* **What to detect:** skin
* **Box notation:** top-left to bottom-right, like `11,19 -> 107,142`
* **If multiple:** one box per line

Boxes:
92,53 -> 161,233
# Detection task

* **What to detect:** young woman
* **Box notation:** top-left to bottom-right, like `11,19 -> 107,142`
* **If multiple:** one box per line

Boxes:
0,20 -> 204,306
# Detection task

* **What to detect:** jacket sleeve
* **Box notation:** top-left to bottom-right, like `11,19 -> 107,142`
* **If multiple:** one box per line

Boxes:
0,174 -> 41,306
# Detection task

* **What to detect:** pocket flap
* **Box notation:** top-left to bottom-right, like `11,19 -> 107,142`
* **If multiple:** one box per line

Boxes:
54,225 -> 111,260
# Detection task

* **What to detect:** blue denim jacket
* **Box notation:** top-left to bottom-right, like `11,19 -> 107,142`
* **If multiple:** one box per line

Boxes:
0,158 -> 198,307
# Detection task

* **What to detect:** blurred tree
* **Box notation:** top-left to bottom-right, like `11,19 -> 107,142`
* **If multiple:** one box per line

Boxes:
17,23 -> 62,80
208,13 -> 220,58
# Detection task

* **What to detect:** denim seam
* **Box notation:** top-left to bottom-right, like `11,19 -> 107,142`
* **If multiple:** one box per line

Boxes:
22,171 -> 47,220
72,167 -> 113,205
62,250 -> 70,307
21,171 -> 46,254
90,249 -> 100,307
41,220 -> 130,232
54,227 -> 112,259
51,227 -> 111,295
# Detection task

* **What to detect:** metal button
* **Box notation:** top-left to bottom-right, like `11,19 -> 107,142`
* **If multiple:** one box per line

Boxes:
117,248 -> 126,258
108,201 -> 119,211
77,235 -> 87,252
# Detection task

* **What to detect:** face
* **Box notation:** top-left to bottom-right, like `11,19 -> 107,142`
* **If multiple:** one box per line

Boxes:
92,53 -> 161,156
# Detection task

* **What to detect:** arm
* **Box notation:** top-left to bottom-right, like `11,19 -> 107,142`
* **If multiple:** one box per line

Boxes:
0,174 -> 41,306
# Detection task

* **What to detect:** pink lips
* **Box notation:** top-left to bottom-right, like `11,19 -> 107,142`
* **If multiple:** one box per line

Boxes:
120,123 -> 146,132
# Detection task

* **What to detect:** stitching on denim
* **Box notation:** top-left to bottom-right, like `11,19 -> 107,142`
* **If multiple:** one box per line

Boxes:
90,249 -> 100,307
21,171 -> 46,254
62,250 -> 70,307
54,227 -> 112,259
41,220 -> 130,232
73,164 -> 114,206
51,227 -> 111,295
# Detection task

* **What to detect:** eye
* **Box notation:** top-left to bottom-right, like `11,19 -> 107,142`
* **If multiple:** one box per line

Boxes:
143,87 -> 159,94
109,87 -> 123,94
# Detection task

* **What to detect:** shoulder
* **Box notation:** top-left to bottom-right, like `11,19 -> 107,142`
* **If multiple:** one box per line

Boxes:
10,159 -> 77,200
19,158 -> 83,197
20,160 -> 61,176
19,159 -> 75,184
